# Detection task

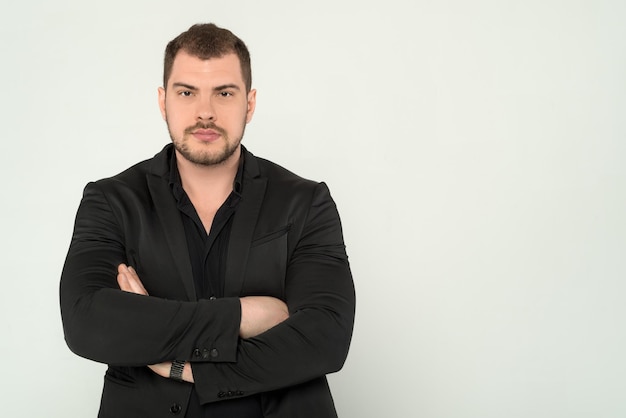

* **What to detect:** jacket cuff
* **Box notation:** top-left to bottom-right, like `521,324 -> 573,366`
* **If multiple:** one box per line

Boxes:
186,297 -> 241,363
191,360 -> 248,404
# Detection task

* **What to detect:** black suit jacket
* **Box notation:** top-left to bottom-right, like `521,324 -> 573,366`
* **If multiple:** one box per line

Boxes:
60,145 -> 355,417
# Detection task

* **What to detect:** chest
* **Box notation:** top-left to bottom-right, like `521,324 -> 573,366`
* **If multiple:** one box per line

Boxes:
195,206 -> 217,234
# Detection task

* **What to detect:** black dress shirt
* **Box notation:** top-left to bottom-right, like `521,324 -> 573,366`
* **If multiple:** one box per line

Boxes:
169,152 -> 263,418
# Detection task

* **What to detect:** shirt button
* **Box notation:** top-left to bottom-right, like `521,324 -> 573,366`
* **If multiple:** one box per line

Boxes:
169,403 -> 182,414
210,348 -> 219,358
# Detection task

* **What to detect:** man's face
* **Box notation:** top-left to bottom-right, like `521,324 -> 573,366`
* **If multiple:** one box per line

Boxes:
158,51 -> 256,166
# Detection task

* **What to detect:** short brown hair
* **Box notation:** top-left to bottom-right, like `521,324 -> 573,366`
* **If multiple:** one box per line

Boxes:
163,23 -> 252,91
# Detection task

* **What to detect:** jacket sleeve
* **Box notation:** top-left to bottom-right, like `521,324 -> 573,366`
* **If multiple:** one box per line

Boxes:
192,182 -> 356,404
59,182 -> 241,366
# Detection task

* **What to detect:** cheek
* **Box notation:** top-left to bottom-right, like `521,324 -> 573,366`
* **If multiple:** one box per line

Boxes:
165,105 -> 189,127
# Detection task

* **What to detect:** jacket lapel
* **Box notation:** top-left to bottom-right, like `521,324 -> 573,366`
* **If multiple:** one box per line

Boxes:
224,148 -> 267,297
146,146 -> 197,301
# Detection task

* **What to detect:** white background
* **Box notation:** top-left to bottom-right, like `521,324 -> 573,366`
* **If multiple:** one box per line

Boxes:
1,1 -> 625,417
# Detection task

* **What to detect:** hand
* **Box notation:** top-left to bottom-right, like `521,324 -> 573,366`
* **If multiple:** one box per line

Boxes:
239,296 -> 289,339
117,264 -> 148,296
148,362 -> 195,383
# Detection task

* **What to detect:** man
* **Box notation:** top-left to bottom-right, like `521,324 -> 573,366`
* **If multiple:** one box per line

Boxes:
60,23 -> 355,418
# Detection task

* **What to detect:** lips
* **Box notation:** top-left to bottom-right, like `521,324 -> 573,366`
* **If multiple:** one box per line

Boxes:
192,129 -> 221,142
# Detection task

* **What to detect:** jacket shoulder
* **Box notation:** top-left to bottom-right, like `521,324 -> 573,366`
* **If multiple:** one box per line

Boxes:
253,155 -> 321,189
89,146 -> 169,194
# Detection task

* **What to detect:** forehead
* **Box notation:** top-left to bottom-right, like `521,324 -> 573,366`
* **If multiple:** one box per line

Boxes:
168,51 -> 244,88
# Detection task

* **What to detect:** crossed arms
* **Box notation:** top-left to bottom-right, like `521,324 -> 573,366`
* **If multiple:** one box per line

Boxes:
116,263 -> 289,383
60,178 -> 355,403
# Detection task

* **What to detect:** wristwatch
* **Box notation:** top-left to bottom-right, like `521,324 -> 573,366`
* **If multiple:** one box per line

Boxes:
169,360 -> 185,381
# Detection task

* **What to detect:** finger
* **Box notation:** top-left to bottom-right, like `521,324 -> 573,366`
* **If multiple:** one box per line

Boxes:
117,267 -> 142,295
117,264 -> 134,292
127,265 -> 138,278
127,273 -> 145,295
117,272 -> 131,292
127,266 -> 148,295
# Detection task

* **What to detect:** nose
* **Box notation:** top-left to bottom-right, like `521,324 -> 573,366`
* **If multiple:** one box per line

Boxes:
196,96 -> 216,121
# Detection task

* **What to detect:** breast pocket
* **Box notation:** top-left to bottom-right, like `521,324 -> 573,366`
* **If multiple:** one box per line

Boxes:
243,224 -> 291,298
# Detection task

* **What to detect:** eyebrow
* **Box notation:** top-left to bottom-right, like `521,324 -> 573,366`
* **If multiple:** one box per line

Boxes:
171,82 -> 198,91
214,84 -> 241,92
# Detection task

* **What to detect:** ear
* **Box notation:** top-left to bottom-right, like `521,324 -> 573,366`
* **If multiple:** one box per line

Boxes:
246,89 -> 257,123
158,87 -> 166,120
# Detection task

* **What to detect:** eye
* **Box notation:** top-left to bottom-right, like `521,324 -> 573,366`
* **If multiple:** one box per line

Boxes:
218,91 -> 234,97
178,91 -> 193,97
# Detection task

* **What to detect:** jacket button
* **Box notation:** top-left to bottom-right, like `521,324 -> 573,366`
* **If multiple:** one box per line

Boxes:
169,403 -> 182,414
202,349 -> 210,359
210,348 -> 219,358
193,348 -> 201,358
218,391 -> 226,398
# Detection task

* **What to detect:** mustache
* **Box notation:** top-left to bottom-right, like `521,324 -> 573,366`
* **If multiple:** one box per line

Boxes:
184,122 -> 227,136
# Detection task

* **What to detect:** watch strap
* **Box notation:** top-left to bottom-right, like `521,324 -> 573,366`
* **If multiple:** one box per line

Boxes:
169,360 -> 185,381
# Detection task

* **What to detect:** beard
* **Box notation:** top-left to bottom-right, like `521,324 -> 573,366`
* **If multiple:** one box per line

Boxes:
168,120 -> 245,166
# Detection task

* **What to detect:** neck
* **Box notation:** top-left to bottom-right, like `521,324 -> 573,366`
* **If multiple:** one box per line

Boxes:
175,146 -> 241,204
